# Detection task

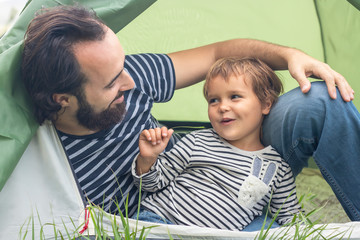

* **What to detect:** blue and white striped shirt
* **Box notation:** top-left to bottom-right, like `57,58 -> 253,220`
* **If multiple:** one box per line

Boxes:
57,54 -> 176,215
132,129 -> 301,230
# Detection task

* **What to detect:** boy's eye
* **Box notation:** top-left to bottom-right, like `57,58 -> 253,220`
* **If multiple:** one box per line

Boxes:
208,98 -> 219,104
231,94 -> 242,99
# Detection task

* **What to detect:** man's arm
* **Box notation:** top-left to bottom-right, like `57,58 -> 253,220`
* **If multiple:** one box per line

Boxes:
168,39 -> 354,102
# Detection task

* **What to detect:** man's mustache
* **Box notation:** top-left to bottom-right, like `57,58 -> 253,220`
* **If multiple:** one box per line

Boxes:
109,92 -> 124,107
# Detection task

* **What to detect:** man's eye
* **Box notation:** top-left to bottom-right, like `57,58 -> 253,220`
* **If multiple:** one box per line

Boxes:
105,81 -> 116,89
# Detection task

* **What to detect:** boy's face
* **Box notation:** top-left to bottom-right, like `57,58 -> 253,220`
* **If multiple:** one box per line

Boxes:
206,74 -> 270,150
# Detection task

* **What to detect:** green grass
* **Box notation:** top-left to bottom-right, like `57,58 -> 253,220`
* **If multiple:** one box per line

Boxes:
255,193 -> 352,240
18,191 -> 354,240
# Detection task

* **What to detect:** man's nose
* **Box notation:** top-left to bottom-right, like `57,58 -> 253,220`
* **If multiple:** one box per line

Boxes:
119,70 -> 135,91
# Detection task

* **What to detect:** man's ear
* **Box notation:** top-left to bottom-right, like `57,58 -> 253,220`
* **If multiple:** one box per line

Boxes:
53,93 -> 72,107
262,99 -> 272,115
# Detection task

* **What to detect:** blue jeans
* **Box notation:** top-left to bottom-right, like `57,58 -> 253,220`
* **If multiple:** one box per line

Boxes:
262,81 -> 360,221
243,214 -> 280,231
131,208 -> 173,224
133,208 -> 279,231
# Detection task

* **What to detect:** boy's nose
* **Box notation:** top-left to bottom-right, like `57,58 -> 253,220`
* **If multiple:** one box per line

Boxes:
219,102 -> 230,112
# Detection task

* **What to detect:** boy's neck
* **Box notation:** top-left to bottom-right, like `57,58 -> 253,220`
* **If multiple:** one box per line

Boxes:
225,136 -> 264,151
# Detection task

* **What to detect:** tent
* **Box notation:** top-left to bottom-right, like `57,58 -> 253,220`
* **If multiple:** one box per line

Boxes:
0,0 -> 359,238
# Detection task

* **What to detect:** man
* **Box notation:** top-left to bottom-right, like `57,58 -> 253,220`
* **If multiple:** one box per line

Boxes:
22,5 -> 360,223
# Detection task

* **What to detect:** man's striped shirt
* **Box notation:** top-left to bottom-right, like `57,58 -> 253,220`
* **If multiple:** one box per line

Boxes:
132,129 -> 301,230
57,54 -> 177,216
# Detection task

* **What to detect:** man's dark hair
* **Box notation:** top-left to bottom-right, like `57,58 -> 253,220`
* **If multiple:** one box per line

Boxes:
22,5 -> 106,124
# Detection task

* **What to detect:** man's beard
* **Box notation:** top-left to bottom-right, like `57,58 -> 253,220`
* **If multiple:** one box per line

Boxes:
76,92 -> 126,131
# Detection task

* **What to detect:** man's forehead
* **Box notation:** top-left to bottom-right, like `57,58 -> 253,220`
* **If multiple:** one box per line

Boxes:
73,30 -> 126,86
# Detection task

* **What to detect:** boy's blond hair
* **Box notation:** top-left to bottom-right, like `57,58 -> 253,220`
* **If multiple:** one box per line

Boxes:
203,57 -> 283,106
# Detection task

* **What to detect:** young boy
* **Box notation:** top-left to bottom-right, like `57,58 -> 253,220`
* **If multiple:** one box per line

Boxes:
131,57 -> 302,231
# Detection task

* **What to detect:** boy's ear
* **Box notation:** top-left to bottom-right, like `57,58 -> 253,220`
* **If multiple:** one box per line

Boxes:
262,99 -> 272,115
53,93 -> 72,107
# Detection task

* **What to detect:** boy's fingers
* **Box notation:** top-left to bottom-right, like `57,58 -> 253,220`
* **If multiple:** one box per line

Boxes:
168,128 -> 174,137
162,127 -> 174,140
162,128 -> 174,146
161,126 -> 168,137
141,130 -> 151,141
155,128 -> 162,144
148,129 -> 157,145
142,127 -> 174,145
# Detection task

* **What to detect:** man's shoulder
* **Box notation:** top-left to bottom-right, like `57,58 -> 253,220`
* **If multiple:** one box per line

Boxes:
125,53 -> 171,65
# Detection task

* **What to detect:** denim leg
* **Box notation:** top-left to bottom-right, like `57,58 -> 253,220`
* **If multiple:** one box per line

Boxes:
262,81 -> 360,221
242,214 -> 280,231
131,208 -> 173,224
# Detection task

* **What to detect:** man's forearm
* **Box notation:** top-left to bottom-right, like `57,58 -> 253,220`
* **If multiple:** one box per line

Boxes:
213,39 -> 293,70
169,38 -> 297,90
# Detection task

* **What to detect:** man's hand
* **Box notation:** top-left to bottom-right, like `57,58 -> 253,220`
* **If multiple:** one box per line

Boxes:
136,127 -> 174,175
287,49 -> 354,102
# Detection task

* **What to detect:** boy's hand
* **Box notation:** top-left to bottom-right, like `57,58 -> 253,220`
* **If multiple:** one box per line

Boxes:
139,127 -> 174,158
136,127 -> 174,175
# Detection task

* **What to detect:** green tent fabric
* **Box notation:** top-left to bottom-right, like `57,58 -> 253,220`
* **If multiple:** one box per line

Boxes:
349,0 -> 360,10
0,0 -> 156,190
116,0 -> 360,122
